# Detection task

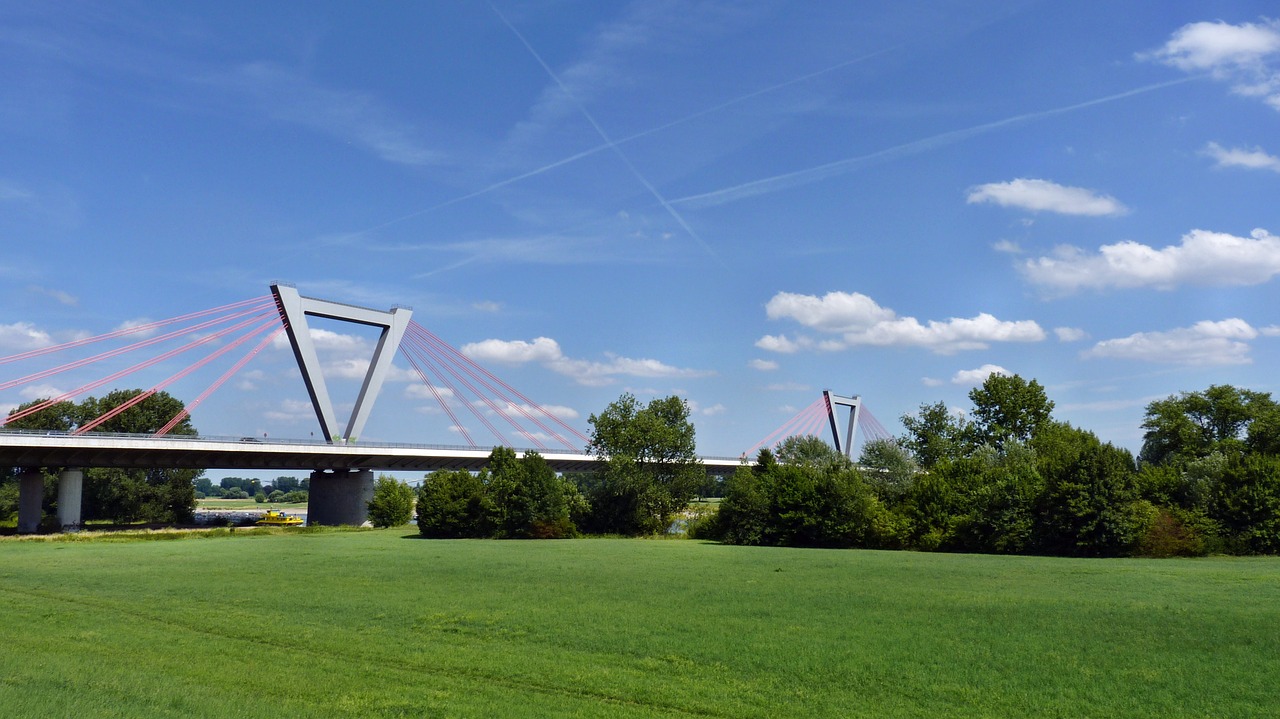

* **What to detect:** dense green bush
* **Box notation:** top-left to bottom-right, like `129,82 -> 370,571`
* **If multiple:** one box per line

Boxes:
716,445 -> 896,550
416,469 -> 494,538
489,448 -> 580,538
416,449 -> 586,539
367,476 -> 416,528
1208,454 -> 1280,554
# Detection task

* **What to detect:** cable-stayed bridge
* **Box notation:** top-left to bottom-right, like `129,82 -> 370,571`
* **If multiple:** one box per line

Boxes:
1,284 -> 892,531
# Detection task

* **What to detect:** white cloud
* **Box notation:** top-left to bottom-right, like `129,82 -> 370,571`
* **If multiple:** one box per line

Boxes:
1264,325 -> 1280,337
921,377 -> 944,387
992,239 -> 1023,254
472,301 -> 503,313
405,384 -> 456,401
1202,141 -> 1280,172
765,382 -> 810,392
761,291 -> 1044,355
765,291 -> 897,332
326,358 -> 371,380
115,318 -> 158,338
213,62 -> 442,166
685,399 -> 726,417
460,337 -> 713,386
967,178 -> 1127,216
27,286 -> 77,306
235,369 -> 266,391
490,401 -> 579,420
754,334 -> 811,354
325,359 -> 417,382
264,398 -> 316,423
1021,228 -> 1280,294
1054,327 -> 1088,342
845,314 -> 1045,354
951,364 -> 1008,385
0,322 -> 53,352
1084,319 -> 1260,365
19,383 -> 66,401
270,327 -> 371,355
1143,19 -> 1280,110
749,358 -> 779,371
462,337 -> 563,364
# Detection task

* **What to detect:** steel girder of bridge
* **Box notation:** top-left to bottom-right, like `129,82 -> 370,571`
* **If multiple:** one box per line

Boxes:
0,432 -> 745,475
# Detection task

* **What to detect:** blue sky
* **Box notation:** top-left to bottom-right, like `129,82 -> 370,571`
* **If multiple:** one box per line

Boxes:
2,1 -> 1279,464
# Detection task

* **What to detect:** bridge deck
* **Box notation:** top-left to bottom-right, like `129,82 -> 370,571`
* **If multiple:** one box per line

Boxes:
0,431 -> 744,475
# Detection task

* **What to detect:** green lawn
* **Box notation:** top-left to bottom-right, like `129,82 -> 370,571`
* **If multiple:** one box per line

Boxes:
1,531 -> 1277,717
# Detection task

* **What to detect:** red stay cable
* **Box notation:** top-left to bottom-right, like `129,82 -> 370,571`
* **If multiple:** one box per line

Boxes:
397,337 -> 476,447
0,296 -> 274,366
408,321 -> 590,445
0,302 -> 276,394
156,325 -> 286,437
408,328 -> 552,451
77,318 -> 280,435
402,330 -> 513,448
4,311 -> 273,426
410,325 -> 574,450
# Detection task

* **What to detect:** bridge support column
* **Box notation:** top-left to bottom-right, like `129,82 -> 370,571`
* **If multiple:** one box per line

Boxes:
58,469 -> 83,532
307,469 -> 375,526
17,469 -> 43,534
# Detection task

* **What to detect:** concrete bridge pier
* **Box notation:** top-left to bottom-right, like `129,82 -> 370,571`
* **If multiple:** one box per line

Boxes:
17,469 -> 43,534
58,468 -> 83,531
307,469 -> 375,526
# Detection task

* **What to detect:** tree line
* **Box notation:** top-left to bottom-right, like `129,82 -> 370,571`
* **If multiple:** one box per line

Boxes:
406,394 -> 705,538
7,379 -> 1279,556
199,476 -> 309,502
1,390 -> 199,527
707,376 -> 1280,557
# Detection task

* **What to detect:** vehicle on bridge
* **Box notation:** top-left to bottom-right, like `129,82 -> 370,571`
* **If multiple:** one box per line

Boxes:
256,509 -> 303,527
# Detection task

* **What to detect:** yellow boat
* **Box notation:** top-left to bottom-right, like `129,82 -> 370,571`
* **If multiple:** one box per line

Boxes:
256,509 -> 303,526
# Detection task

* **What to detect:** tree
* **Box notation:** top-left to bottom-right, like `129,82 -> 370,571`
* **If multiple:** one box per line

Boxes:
969,373 -> 1054,447
582,394 -> 704,535
1248,405 -> 1280,456
4,390 -> 200,524
1208,454 -> 1280,554
489,448 -> 578,538
1140,385 -> 1277,465
367,475 -> 416,528
717,453 -> 894,549
416,469 -> 493,538
899,401 -> 971,468
950,442 -> 1042,554
1035,427 -> 1146,557
4,399 -> 80,431
715,466 -> 771,544
78,388 -> 196,436
857,438 -> 918,502
775,435 -> 851,471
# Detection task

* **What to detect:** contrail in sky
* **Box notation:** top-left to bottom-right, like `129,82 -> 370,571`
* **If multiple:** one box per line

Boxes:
488,2 -> 721,263
671,76 -> 1202,209
331,38 -> 890,245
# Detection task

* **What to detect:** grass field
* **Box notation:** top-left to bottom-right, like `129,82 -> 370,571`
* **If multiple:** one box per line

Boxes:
1,531 -> 1278,717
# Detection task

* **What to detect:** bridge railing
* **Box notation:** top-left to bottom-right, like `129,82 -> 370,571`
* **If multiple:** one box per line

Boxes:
0,428 -> 745,464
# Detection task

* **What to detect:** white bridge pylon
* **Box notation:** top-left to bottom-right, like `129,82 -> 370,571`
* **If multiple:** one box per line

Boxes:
823,390 -> 863,459
271,283 -> 411,444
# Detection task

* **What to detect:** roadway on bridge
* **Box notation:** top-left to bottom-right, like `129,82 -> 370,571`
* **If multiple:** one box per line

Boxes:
0,431 -> 745,474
